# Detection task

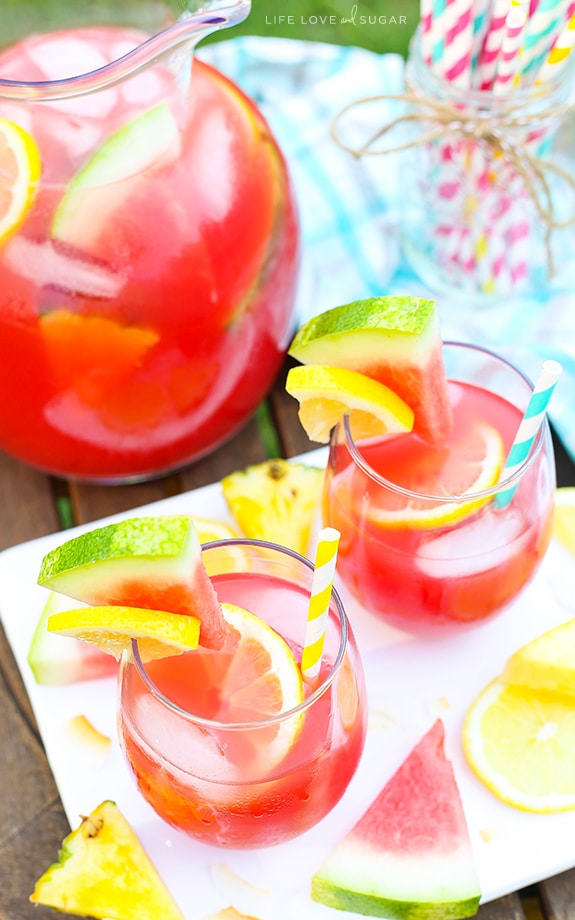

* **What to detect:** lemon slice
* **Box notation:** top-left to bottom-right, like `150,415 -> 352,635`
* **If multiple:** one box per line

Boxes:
0,118 -> 41,242
220,603 -> 304,766
362,421 -> 505,529
502,617 -> 575,696
47,605 -> 200,661
285,364 -> 414,443
191,516 -> 252,575
553,487 -> 575,557
463,678 -> 575,812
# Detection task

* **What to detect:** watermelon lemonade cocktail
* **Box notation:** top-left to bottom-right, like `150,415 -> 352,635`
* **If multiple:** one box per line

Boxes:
0,1 -> 299,480
324,342 -> 556,632
117,538 -> 367,848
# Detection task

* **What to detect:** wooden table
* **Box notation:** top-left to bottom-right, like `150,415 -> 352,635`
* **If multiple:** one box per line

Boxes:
1,356 -> 574,920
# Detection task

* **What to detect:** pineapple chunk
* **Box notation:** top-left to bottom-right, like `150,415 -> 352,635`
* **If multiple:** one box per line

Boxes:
221,459 -> 323,555
30,800 -> 184,919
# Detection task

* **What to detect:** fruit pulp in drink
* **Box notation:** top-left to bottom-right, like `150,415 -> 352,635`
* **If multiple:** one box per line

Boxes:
325,381 -> 554,631
0,26 -> 299,480
118,572 -> 366,848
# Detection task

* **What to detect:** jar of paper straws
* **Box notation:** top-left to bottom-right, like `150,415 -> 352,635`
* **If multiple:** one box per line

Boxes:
400,0 -> 575,299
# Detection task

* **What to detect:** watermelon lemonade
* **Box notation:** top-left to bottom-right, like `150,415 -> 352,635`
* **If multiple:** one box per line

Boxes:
0,5 -> 299,480
118,539 -> 367,848
324,343 -> 556,632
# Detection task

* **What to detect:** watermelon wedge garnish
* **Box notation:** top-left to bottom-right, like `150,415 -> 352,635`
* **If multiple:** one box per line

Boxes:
288,296 -> 453,445
312,719 -> 481,919
37,515 -> 228,650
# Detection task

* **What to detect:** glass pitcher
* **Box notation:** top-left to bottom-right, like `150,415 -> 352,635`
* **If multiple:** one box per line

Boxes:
0,1 -> 300,482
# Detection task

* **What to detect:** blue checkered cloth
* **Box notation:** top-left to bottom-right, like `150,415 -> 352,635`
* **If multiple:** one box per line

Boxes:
199,36 -> 575,461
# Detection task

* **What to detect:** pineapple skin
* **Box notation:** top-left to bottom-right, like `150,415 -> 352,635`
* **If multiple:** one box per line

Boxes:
221,459 -> 324,555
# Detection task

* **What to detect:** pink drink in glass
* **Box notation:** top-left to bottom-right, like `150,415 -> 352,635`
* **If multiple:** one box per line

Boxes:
324,343 -> 555,633
118,540 -> 367,848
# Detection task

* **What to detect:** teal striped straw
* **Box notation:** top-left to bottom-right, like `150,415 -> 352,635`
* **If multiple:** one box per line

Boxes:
494,360 -> 563,510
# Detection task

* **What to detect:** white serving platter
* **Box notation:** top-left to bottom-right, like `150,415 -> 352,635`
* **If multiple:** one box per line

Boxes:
1,448 -> 574,919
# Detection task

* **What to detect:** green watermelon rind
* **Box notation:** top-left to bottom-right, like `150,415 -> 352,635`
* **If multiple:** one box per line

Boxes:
37,515 -> 228,650
312,838 -> 481,919
312,875 -> 480,920
289,297 -> 438,366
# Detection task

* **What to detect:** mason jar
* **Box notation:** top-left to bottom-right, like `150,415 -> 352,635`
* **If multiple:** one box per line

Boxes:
400,29 -> 575,303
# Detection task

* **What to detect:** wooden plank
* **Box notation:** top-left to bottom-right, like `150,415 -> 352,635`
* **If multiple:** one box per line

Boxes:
0,453 -> 59,551
269,355 -> 319,459
70,477 -> 172,525
179,417 -> 268,492
0,797 -> 74,920
538,869 -> 575,920
0,456 -> 60,731
477,893 -> 526,919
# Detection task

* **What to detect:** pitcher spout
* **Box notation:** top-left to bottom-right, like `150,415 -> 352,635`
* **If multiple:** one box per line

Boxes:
0,0 -> 251,101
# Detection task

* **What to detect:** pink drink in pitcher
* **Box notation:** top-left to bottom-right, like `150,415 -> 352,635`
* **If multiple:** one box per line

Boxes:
0,18 -> 299,480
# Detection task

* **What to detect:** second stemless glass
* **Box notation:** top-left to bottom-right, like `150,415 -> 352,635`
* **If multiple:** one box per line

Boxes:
324,342 -> 556,634
118,539 -> 367,849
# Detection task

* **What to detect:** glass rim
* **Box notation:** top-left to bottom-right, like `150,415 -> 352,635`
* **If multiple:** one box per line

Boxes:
129,537 -> 349,731
340,340 -> 548,505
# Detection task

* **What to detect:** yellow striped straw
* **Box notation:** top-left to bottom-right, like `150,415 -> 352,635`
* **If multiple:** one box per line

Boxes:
301,527 -> 340,681
535,12 -> 575,85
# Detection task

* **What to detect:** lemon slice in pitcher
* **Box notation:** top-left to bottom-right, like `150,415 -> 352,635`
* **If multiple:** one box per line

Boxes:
0,118 -> 41,242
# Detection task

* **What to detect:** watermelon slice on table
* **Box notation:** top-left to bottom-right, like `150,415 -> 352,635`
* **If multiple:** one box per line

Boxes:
289,296 -> 452,445
28,591 -> 117,686
37,516 -> 228,650
312,719 -> 481,919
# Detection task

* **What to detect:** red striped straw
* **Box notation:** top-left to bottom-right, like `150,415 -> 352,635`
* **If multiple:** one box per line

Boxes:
493,6 -> 529,91
478,0 -> 513,89
420,0 -> 434,63
428,0 -> 475,86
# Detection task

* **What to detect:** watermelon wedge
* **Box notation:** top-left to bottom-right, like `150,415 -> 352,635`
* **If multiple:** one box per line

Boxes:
27,591 -> 117,685
288,296 -> 453,445
312,719 -> 481,919
37,516 -> 228,650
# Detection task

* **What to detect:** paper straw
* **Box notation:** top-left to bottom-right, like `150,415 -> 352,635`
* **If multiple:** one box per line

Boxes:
519,0 -> 570,77
421,0 -> 435,63
478,0 -> 512,89
430,0 -> 475,86
494,360 -> 562,509
534,10 -> 575,82
301,527 -> 340,681
493,6 -> 529,91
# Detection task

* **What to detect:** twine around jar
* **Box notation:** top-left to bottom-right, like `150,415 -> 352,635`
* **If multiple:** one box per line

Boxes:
331,85 -> 575,277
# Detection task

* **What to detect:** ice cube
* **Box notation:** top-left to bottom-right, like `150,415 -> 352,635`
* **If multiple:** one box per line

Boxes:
132,694 -> 236,784
121,70 -> 168,105
4,237 -> 124,300
416,506 -> 527,579
27,37 -> 118,118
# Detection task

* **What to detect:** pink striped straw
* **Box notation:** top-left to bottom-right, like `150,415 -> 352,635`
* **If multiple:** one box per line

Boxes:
420,0 -> 434,63
478,0 -> 513,89
429,0 -> 475,86
493,6 -> 529,91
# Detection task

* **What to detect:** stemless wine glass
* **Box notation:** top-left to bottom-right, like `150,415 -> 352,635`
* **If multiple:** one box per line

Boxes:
324,342 -> 556,633
118,539 -> 367,848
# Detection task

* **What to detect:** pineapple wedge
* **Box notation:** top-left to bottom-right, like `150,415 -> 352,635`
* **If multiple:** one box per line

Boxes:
30,800 -> 184,919
221,459 -> 323,555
